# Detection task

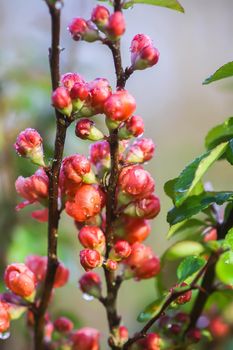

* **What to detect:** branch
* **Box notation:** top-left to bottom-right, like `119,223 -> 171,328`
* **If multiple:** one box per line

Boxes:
123,252 -> 223,349
33,3 -> 69,350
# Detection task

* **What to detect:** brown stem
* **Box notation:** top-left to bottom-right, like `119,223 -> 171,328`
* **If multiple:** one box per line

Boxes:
34,3 -> 68,350
123,252 -> 223,349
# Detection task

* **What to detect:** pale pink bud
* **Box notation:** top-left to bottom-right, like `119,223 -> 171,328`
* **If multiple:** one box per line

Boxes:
125,138 -> 155,163
79,272 -> 102,298
14,128 -> 44,166
75,119 -> 104,141
54,317 -> 74,333
51,86 -> 72,116
71,327 -> 100,350
106,12 -> 126,40
80,249 -> 103,271
68,18 -> 99,42
4,263 -> 36,298
91,5 -> 110,30
61,72 -> 84,91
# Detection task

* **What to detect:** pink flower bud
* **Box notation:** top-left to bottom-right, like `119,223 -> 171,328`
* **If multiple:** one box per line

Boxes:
4,263 -> 36,298
124,243 -> 160,280
119,115 -> 144,139
115,216 -> 151,244
106,12 -> 126,40
14,128 -> 44,166
130,34 -> 152,54
111,240 -> 131,260
186,328 -> 201,343
124,194 -> 160,220
119,326 -> 129,345
104,90 -> 136,122
125,138 -> 155,163
45,321 -> 54,342
68,18 -> 99,42
65,184 -> 102,222
105,259 -> 118,271
15,168 -> 49,209
119,165 -> 155,199
0,302 -> 10,333
51,86 -> 72,116
80,249 -> 103,271
91,5 -> 110,30
133,46 -> 160,70
71,327 -> 100,350
31,208 -> 49,222
145,333 -> 161,350
61,154 -> 91,185
209,317 -> 230,338
79,272 -> 102,298
54,262 -> 70,288
78,226 -> 105,250
70,82 -> 90,112
61,72 -> 84,91
89,78 -> 112,113
25,255 -> 47,282
75,119 -> 104,141
89,141 -> 110,171
54,317 -> 74,333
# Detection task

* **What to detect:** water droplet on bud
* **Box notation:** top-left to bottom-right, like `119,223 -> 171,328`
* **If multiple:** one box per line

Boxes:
82,293 -> 94,301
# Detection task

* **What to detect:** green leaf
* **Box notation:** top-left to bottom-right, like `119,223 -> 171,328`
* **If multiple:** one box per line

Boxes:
123,0 -> 184,12
226,139 -> 233,165
174,142 -> 228,206
205,117 -> 233,150
165,178 -> 204,204
203,61 -> 233,85
167,218 -> 205,239
224,228 -> 233,250
167,191 -> 233,225
177,256 -> 206,283
137,295 -> 167,322
164,241 -> 204,261
216,251 -> 233,285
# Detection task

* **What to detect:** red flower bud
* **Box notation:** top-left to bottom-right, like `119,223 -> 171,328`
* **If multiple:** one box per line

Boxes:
124,194 -> 160,220
124,243 -> 160,280
51,86 -> 72,116
203,227 -> 217,242
105,259 -> 118,271
187,328 -> 201,343
15,168 -> 49,209
75,119 -> 104,141
111,240 -> 132,260
70,82 -> 89,102
78,226 -> 105,250
65,184 -> 102,222
133,46 -> 159,70
71,327 -> 100,350
104,90 -> 136,122
25,255 -> 47,282
31,208 -> 49,222
106,12 -> 126,39
54,262 -> 69,288
125,138 -> 155,163
119,115 -> 144,139
79,272 -> 102,298
119,326 -> 129,344
172,283 -> 192,305
68,18 -> 99,42
54,317 -> 74,333
145,333 -> 161,350
0,302 -> 10,334
91,5 -> 110,30
14,128 -> 44,166
89,78 -> 112,113
61,154 -> 91,186
4,263 -> 36,298
209,317 -> 229,338
116,217 -> 151,244
89,141 -> 110,169
119,165 -> 155,199
80,249 -> 103,271
61,72 -> 84,91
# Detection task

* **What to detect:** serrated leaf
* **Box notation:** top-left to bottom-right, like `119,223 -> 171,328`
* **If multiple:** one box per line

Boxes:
167,218 -> 205,239
177,256 -> 206,283
164,178 -> 204,204
205,117 -> 233,150
124,0 -> 184,12
174,142 -> 228,206
224,228 -> 233,250
164,241 -> 204,261
203,61 -> 233,85
216,251 -> 233,285
137,295 -> 167,322
167,191 -> 233,225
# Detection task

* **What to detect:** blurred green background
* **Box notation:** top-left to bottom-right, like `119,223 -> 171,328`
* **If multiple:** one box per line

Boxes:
1,0 -> 233,349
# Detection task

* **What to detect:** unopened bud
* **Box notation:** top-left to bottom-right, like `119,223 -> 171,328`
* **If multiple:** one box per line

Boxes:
78,226 -> 105,252
105,259 -> 118,271
75,119 -> 104,141
110,241 -> 132,261
125,138 -> 155,163
106,12 -> 126,40
79,272 -> 102,298
91,5 -> 110,31
118,115 -> 144,139
80,249 -> 103,271
68,18 -> 99,42
51,87 -> 72,116
54,317 -> 74,333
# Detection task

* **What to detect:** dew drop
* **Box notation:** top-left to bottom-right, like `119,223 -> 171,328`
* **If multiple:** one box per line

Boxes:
55,1 -> 63,10
0,332 -> 10,340
82,293 -> 94,301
